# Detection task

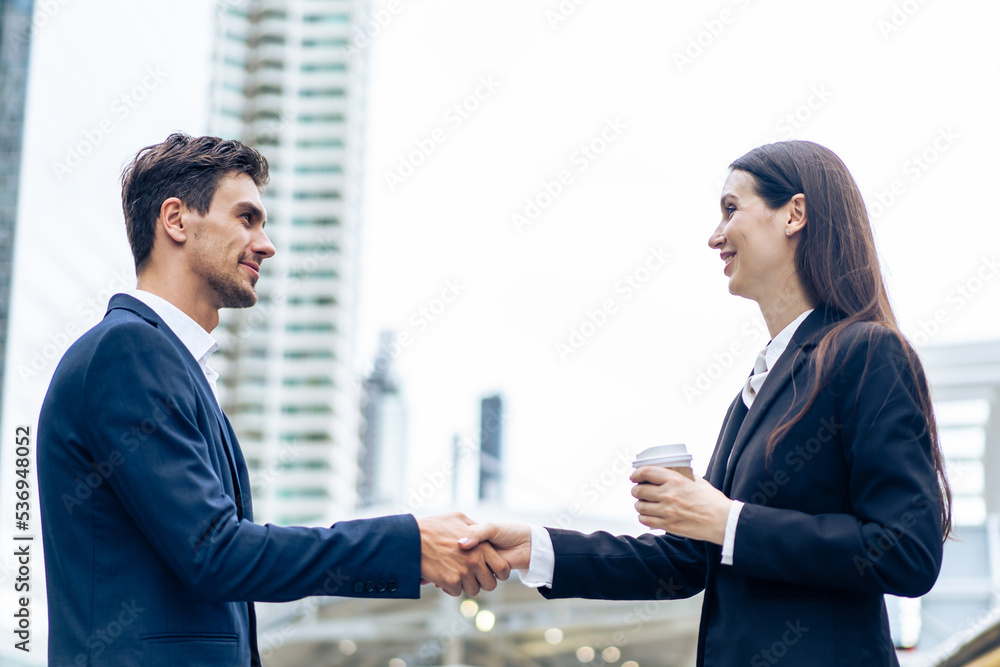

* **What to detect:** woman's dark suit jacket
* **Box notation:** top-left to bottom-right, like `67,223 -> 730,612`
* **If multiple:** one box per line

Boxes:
540,309 -> 944,667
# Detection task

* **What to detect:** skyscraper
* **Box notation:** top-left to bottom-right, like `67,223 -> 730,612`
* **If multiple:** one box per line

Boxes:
357,331 -> 407,508
479,394 -> 503,503
0,0 -> 33,444
208,0 -> 370,524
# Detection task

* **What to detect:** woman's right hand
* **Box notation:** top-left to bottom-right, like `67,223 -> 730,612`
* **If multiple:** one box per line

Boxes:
460,522 -> 532,571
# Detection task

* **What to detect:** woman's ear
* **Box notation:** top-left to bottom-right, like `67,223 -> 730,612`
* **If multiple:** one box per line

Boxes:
785,193 -> 806,236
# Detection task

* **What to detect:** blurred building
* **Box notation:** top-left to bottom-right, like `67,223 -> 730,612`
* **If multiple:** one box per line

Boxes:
358,331 -> 407,508
208,0 -> 371,524
0,7 -> 37,667
0,0 -> 33,463
479,395 -> 503,504
895,340 -> 1000,666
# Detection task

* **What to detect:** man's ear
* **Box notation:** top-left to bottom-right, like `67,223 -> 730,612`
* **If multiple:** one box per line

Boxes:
159,197 -> 187,243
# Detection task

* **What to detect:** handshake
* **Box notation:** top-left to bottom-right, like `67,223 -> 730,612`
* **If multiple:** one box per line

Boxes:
416,456 -> 732,596
416,513 -> 530,597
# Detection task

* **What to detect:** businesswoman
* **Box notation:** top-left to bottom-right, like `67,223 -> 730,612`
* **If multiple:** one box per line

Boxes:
463,140 -> 951,667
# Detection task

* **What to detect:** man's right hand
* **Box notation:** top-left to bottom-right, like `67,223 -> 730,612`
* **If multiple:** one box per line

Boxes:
459,522 -> 532,571
416,512 -> 511,597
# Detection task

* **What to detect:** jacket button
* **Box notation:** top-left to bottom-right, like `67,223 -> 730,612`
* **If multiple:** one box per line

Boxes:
352,581 -> 364,594
387,580 -> 398,593
377,580 -> 387,593
365,579 -> 375,593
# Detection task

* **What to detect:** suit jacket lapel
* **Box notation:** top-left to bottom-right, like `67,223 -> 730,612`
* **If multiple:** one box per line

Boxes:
721,308 -> 833,494
106,294 -> 247,509
707,394 -> 748,489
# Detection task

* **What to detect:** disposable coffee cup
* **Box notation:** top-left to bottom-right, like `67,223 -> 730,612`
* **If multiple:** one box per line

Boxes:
632,444 -> 695,480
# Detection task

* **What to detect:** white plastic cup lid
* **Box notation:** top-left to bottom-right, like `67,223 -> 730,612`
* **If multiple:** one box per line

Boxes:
633,444 -> 692,468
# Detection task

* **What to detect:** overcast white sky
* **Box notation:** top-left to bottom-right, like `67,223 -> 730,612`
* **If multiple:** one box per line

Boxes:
1,6 -> 999,651
355,0 -> 1000,520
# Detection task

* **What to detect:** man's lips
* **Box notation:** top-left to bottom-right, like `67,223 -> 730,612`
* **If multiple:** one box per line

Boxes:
240,262 -> 260,278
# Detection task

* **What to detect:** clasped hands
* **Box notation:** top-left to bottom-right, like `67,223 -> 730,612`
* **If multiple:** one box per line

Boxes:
422,468 -> 732,596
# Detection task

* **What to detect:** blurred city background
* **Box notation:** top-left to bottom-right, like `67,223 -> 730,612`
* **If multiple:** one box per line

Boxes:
1,0 -> 1000,665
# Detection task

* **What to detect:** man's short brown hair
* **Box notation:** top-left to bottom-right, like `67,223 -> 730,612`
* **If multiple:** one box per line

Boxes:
121,133 -> 269,270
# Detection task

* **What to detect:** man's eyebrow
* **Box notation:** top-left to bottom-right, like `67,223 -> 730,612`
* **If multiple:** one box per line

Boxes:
234,201 -> 267,225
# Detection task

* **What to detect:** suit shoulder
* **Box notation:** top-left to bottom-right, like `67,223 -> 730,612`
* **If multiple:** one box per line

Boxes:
86,308 -> 171,350
829,320 -> 926,390
65,310 -> 190,389
832,320 -> 912,358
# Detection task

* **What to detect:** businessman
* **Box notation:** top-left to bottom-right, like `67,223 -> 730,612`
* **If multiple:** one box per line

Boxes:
38,133 -> 509,666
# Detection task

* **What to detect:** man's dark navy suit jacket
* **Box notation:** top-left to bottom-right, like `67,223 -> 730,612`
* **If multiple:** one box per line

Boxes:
540,309 -> 944,666
39,294 -> 421,666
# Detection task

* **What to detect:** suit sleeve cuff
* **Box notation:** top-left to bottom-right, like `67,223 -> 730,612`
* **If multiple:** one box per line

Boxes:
721,501 -> 744,566
518,525 -> 555,588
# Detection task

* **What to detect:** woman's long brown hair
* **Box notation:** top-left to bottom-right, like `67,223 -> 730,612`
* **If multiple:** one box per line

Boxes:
730,140 -> 952,539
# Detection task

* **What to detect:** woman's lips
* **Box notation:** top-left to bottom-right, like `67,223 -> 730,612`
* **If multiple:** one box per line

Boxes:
721,252 -> 735,275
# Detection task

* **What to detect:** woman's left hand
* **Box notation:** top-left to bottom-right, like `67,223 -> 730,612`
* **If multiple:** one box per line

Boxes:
631,466 -> 733,545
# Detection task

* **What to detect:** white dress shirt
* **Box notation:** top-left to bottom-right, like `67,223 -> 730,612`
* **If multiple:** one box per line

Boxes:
721,308 -> 812,564
520,309 -> 815,587
126,290 -> 222,405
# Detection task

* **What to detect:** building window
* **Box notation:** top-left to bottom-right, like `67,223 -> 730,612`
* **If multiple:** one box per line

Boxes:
303,14 -> 349,23
281,404 -> 333,415
284,349 -> 334,360
301,62 -> 347,72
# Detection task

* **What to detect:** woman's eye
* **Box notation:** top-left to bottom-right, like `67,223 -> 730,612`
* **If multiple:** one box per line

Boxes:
726,206 -> 736,218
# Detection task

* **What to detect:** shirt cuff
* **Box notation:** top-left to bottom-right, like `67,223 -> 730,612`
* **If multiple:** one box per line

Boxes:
721,500 -> 744,566
518,524 -> 555,588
